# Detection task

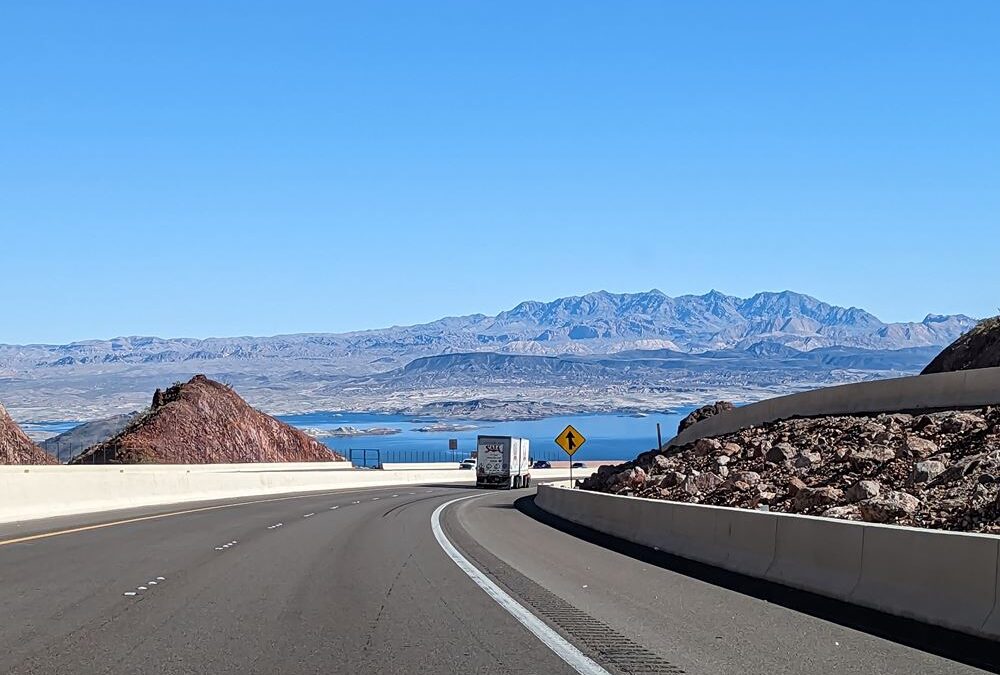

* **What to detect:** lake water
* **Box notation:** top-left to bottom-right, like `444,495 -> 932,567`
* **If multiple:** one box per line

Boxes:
276,410 -> 692,464
24,409 -> 693,466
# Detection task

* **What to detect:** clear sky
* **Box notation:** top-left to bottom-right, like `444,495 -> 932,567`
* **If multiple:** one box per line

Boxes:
2,2 -> 997,344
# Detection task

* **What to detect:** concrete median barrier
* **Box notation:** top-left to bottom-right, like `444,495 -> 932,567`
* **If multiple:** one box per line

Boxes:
851,524 -> 1000,636
765,514 -> 864,598
720,507 -> 777,577
536,484 -> 1000,640
0,464 -> 594,524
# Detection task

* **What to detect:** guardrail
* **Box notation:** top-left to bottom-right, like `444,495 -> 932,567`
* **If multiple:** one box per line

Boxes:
666,366 -> 1000,448
536,484 -> 1000,640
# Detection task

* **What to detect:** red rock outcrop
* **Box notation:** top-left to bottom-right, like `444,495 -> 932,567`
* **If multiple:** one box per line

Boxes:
72,375 -> 344,464
1,403 -> 56,464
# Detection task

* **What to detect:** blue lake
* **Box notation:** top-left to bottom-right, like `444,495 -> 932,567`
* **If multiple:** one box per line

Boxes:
276,410 -> 692,464
24,409 -> 693,465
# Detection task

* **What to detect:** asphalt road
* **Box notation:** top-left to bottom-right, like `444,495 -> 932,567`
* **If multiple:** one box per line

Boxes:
0,483 -> 995,674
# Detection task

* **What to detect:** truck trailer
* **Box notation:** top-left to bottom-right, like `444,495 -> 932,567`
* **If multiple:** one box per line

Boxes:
475,435 -> 531,489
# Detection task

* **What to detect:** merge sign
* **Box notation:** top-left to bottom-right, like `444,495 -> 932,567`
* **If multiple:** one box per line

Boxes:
555,424 -> 586,456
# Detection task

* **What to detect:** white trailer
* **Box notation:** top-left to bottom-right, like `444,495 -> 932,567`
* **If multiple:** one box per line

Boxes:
475,435 -> 531,489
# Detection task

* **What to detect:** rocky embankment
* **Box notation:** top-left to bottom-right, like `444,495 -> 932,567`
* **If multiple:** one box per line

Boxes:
581,406 -> 1000,534
72,375 -> 344,464
1,403 -> 55,464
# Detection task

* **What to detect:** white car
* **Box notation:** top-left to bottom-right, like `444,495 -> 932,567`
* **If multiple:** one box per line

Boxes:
458,458 -> 477,470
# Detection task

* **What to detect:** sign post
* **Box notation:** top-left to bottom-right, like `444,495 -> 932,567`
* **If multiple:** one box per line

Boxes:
555,424 -> 587,488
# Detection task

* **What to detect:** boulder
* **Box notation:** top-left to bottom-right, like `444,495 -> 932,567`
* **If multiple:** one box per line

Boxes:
682,472 -> 724,495
693,437 -> 722,456
846,480 -> 881,502
786,476 -> 808,497
730,470 -> 761,486
610,467 -> 647,492
859,491 -> 921,524
765,443 -> 797,464
904,436 -> 939,459
822,505 -> 861,520
911,460 -> 947,484
651,454 -> 672,472
721,442 -> 742,457
792,486 -> 844,512
658,471 -> 685,488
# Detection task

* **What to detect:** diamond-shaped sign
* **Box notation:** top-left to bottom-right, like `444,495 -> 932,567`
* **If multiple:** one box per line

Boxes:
555,424 -> 586,456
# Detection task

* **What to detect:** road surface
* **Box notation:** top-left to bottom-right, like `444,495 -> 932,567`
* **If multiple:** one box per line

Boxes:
0,483 -> 995,674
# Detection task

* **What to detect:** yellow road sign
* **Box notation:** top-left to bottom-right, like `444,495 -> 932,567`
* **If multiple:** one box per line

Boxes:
555,424 -> 586,456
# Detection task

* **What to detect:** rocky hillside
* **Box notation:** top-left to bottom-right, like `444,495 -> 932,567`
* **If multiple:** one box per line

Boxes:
1,403 -> 55,464
582,407 -> 1000,534
922,316 -> 1000,374
72,375 -> 344,464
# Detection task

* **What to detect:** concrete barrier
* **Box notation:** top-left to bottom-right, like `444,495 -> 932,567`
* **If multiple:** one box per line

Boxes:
765,514 -> 863,598
536,484 -> 1000,640
380,462 -> 466,471
0,464 -> 593,525
852,525 -> 999,635
667,366 -> 1000,448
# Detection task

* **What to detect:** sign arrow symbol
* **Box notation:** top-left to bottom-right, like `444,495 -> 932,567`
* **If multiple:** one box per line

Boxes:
565,431 -> 576,450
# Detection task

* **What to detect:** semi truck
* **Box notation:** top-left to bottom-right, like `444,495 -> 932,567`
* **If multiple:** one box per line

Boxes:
475,435 -> 531,489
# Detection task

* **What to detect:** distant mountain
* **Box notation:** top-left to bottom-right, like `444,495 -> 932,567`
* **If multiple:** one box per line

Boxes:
0,290 -> 976,373
362,346 -> 941,389
0,289 -> 978,421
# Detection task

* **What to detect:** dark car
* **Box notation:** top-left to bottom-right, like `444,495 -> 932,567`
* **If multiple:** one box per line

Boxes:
570,461 -> 586,469
532,460 -> 551,469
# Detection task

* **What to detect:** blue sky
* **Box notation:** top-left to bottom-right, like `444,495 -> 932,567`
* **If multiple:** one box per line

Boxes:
1,2 -> 997,344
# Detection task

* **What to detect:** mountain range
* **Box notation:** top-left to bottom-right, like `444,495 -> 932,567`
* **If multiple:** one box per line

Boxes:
0,290 -> 977,422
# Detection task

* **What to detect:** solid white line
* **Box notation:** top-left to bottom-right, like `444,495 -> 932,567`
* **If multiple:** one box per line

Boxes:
431,496 -> 609,675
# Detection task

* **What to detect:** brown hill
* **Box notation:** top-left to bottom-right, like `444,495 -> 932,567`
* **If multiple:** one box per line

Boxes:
72,375 -> 344,464
1,403 -> 56,465
922,315 -> 1000,374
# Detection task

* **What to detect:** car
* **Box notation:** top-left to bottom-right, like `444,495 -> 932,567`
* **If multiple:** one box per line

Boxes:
532,460 -> 551,469
458,458 -> 476,470
570,461 -> 586,469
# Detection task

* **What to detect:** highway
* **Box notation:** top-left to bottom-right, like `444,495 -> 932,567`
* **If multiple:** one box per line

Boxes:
0,482 -> 995,674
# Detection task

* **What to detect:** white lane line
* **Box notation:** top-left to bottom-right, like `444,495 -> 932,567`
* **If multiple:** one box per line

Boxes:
431,496 -> 609,675
330,505 -> 340,510
156,577 -> 165,581
123,591 -> 136,596
372,497 -> 380,501
137,586 -> 148,591
392,494 -> 399,498
304,513 -> 315,518
352,501 -> 360,504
